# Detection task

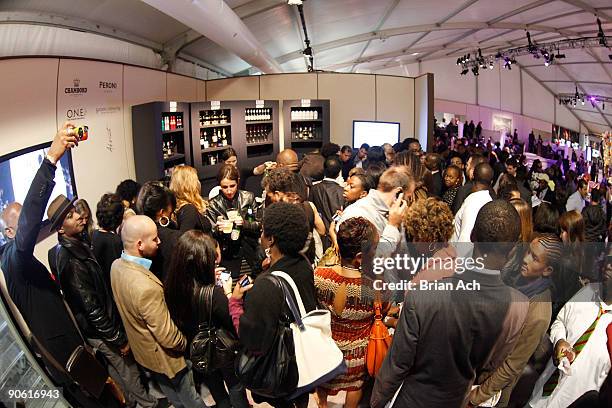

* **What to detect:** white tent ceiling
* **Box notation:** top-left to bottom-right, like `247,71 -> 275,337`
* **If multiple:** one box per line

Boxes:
1,0 -> 611,130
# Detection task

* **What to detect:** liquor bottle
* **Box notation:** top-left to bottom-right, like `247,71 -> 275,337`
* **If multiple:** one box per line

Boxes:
313,109 -> 318,120
161,116 -> 165,131
177,114 -> 182,128
246,208 -> 255,223
211,129 -> 218,147
162,142 -> 168,159
222,128 -> 227,146
231,220 -> 241,240
209,154 -> 217,165
164,115 -> 170,131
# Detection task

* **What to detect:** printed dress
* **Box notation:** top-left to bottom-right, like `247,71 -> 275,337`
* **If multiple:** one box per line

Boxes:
314,266 -> 375,394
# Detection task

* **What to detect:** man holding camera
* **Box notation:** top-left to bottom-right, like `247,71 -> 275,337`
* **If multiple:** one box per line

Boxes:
0,123 -> 115,407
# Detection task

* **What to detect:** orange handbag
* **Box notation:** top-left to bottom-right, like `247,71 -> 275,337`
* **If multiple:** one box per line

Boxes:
366,300 -> 392,377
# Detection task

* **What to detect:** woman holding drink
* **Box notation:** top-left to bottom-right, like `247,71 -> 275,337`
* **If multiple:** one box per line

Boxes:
207,164 -> 263,278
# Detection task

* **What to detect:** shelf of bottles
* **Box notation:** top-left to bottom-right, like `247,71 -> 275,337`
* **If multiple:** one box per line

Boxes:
161,112 -> 184,133
161,112 -> 186,168
245,108 -> 272,123
291,107 -> 322,142
199,109 -> 231,167
245,108 -> 273,146
290,107 -> 322,122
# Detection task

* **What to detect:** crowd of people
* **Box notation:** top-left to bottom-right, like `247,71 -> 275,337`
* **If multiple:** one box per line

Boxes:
1,121 -> 612,408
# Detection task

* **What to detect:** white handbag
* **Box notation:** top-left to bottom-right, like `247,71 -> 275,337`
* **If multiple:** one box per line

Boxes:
271,271 -> 347,398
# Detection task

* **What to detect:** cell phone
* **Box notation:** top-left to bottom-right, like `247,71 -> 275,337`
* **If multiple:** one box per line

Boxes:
239,275 -> 251,288
332,212 -> 342,223
72,125 -> 88,141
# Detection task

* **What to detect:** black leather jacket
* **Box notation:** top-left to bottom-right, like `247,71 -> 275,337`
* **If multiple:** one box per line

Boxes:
206,190 -> 261,236
55,235 -> 127,348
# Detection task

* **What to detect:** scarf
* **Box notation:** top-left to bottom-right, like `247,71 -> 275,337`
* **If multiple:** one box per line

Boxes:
515,276 -> 552,298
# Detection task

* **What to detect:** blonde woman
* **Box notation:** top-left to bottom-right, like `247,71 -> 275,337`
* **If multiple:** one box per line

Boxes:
169,165 -> 212,234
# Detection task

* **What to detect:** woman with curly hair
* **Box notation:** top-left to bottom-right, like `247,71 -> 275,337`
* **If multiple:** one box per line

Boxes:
92,193 -> 124,286
169,165 -> 212,234
313,217 -> 380,408
404,197 -> 456,284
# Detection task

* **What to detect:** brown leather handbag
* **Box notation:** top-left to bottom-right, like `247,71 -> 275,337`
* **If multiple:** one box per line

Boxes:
366,299 -> 392,377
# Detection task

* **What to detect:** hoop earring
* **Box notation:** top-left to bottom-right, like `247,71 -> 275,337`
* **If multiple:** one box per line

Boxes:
159,216 -> 170,227
428,242 -> 437,253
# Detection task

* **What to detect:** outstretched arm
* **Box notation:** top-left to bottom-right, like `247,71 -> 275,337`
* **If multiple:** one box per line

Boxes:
16,123 -> 78,255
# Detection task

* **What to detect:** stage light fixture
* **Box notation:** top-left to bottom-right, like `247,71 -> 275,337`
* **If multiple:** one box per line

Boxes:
472,66 -> 479,76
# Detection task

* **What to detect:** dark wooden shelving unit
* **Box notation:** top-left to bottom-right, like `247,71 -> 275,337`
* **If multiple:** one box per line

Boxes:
191,101 -> 280,192
282,100 -> 330,159
131,101 -> 192,183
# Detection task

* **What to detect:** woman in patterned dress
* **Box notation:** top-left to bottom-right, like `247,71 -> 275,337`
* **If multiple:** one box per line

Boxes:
314,217 -> 380,408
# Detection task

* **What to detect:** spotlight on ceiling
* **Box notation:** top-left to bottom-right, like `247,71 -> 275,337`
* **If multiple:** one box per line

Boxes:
288,0 -> 303,5
456,57 -> 462,65
411,52 -> 419,56
489,61 -> 494,70
460,68 -> 469,75
472,66 -> 479,76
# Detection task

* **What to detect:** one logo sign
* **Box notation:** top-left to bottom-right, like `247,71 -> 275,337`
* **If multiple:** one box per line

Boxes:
211,101 -> 221,110
66,107 -> 87,120
65,78 -> 88,94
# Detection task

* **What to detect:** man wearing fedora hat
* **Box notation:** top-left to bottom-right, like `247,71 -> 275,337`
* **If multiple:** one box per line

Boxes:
0,123 -> 117,407
50,195 -> 163,408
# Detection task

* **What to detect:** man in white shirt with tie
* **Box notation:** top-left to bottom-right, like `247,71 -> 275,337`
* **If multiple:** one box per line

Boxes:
527,266 -> 612,408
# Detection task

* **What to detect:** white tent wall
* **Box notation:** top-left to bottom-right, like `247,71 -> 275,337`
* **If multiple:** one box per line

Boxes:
0,57 -> 201,268
376,58 -> 585,136
0,24 -> 161,68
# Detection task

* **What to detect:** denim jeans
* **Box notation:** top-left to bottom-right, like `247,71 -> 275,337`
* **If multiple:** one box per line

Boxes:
152,364 -> 208,408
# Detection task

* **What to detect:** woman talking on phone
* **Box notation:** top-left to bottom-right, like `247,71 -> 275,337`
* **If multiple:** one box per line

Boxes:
206,164 -> 262,278
229,202 -> 317,408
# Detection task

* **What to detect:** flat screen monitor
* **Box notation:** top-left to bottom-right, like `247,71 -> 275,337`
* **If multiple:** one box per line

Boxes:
0,142 -> 77,245
353,120 -> 400,149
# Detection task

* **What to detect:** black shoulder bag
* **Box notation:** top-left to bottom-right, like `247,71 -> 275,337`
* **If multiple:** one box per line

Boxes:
190,285 -> 239,374
235,275 -> 299,398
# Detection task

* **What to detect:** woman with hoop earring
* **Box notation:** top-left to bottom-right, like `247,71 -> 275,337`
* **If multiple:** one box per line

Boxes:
136,181 -> 182,281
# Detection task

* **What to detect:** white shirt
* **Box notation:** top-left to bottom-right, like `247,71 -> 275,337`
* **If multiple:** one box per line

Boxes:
451,189 -> 492,243
528,284 -> 612,408
566,190 -> 586,213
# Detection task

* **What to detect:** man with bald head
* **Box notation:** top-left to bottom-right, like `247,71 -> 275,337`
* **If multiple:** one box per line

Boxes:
276,148 -> 309,200
0,202 -> 22,243
111,215 -> 205,408
451,162 -> 495,243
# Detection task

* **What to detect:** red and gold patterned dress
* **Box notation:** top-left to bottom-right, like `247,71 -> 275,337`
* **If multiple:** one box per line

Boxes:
314,266 -> 375,394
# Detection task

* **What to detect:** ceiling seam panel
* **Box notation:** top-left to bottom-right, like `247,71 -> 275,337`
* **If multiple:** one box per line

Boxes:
350,0 -> 401,72
418,0 -> 556,61
520,63 -> 593,132
555,64 -> 612,127
557,0 -> 612,21
275,21 -> 582,66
